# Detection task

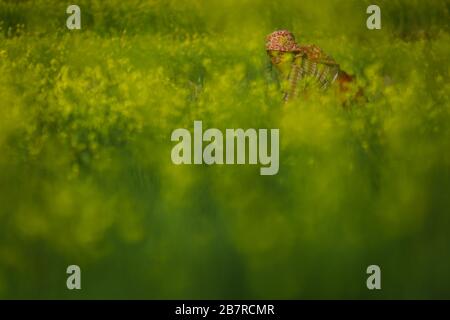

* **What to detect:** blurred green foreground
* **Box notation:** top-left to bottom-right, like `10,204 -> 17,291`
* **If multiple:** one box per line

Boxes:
0,0 -> 449,298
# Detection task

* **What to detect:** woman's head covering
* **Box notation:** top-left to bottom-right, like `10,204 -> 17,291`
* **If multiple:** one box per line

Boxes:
265,30 -> 302,52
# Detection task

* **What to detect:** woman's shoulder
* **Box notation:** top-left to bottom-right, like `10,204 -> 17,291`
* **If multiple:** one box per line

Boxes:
298,44 -> 323,59
297,44 -> 337,65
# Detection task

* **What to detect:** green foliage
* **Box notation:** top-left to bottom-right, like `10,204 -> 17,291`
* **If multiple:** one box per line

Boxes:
0,0 -> 449,298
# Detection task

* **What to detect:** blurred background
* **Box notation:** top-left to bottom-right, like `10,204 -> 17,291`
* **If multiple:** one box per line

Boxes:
0,0 -> 449,299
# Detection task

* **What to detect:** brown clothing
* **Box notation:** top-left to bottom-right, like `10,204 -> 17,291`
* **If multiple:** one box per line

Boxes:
282,45 -> 341,102
272,45 -> 360,104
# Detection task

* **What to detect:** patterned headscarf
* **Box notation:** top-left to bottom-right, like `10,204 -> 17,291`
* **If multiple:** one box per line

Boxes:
265,30 -> 302,52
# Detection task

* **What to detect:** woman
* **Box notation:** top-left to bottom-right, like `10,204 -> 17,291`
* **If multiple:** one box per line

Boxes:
266,30 -> 355,103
